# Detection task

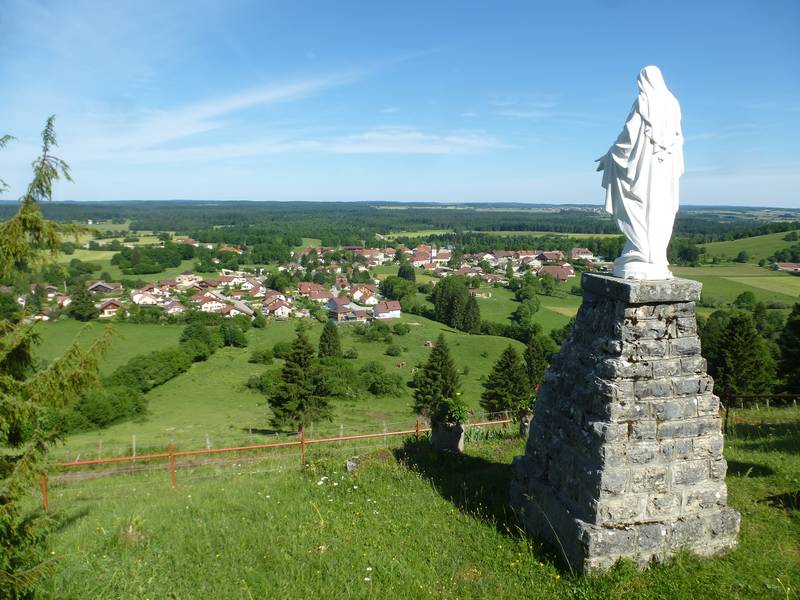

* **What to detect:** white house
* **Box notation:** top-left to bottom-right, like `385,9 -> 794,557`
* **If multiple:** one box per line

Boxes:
373,300 -> 402,319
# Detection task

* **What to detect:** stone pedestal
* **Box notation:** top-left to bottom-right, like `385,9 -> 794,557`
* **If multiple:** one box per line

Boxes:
510,273 -> 740,573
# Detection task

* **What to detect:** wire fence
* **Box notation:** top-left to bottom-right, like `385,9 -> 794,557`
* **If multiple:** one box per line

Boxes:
41,414 -> 516,512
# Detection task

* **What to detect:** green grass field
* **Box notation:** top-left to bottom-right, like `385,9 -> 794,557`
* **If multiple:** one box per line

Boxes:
701,231 -> 797,262
40,407 -> 800,599
33,320 -> 183,377
43,314 -> 526,460
55,250 -> 196,283
672,265 -> 800,306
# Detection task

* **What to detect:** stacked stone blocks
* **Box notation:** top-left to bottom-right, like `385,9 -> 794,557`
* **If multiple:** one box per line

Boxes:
510,273 -> 740,573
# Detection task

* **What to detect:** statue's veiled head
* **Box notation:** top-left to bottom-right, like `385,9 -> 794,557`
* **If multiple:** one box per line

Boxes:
637,65 -> 668,93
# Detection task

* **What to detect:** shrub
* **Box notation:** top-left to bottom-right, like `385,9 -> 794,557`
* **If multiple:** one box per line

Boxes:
385,343 -> 402,357
392,322 -> 411,336
358,361 -> 404,396
364,321 -> 392,343
343,348 -> 359,359
249,347 -> 274,365
106,347 -> 193,393
220,322 -> 248,347
319,357 -> 365,401
273,340 -> 292,359
74,385 -> 147,429
181,338 -> 214,362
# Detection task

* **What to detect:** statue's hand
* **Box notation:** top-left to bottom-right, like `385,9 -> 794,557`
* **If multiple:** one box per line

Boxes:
595,155 -> 606,172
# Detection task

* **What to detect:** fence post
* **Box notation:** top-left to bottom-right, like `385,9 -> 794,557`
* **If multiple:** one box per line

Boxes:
415,419 -> 420,442
40,472 -> 48,513
206,433 -> 211,450
132,434 -> 136,458
98,440 -> 102,460
766,398 -> 770,409
300,426 -> 306,467
169,440 -> 177,489
339,424 -> 344,446
383,422 -> 388,446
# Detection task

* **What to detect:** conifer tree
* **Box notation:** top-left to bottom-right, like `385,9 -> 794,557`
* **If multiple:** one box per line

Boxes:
714,312 -> 775,402
462,295 -> 481,333
1,117 -> 107,597
480,345 -> 530,416
318,319 -> 342,358
524,335 -> 548,391
779,303 -> 800,394
413,334 -> 464,424
268,331 -> 331,428
397,263 -> 416,282
67,283 -> 99,321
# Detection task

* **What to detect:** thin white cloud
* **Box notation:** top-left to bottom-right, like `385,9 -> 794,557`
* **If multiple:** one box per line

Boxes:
118,128 -> 508,163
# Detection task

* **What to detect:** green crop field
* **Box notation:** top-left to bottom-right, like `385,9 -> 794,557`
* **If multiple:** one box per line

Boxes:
700,231 -> 797,262
40,407 -> 800,599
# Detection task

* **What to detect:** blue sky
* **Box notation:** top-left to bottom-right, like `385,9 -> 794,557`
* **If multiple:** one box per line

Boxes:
1,0 -> 798,206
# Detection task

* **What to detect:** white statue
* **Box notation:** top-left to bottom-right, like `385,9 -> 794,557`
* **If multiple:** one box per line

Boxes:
597,65 -> 684,280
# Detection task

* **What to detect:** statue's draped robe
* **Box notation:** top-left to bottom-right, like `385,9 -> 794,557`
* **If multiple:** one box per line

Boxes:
598,69 -> 684,277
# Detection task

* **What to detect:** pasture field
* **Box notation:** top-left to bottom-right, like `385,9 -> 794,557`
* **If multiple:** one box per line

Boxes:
371,264 -> 437,284
383,229 -> 451,239
33,320 -> 183,376
55,249 -> 196,283
294,237 -> 322,251
700,231 -> 797,262
672,265 -> 800,306
41,407 -> 800,599
47,315 -> 526,460
469,230 -> 619,239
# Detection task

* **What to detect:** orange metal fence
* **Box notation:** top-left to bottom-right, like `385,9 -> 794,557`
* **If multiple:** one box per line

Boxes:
41,417 -> 514,511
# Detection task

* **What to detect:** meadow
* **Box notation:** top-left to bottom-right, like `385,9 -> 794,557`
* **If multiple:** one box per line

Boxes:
39,314 -> 527,462
40,407 -> 800,599
671,264 -> 800,306
700,231 -> 797,262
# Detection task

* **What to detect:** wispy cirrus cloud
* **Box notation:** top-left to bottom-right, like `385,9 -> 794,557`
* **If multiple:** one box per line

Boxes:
80,71 -> 363,156
118,128 -> 508,163
489,94 -> 600,124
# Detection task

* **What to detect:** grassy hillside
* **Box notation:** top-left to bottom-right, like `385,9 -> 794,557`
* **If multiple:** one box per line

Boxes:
50,315 -> 526,461
33,320 -> 183,376
700,231 -> 797,262
42,408 -> 800,599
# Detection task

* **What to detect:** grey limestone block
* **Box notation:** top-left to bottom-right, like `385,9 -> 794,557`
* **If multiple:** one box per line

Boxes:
510,275 -> 739,574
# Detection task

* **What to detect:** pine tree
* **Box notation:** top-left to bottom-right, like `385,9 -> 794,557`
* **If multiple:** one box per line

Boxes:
715,312 -> 775,402
524,334 -> 549,395
67,283 -> 99,321
779,303 -> 800,394
480,345 -> 530,416
1,117 -> 107,597
413,334 -> 464,424
461,295 -> 481,333
318,320 -> 342,358
268,332 -> 331,429
397,263 -> 416,282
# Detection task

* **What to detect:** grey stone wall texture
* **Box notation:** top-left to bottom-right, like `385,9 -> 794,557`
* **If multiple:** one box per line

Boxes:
510,273 -> 740,573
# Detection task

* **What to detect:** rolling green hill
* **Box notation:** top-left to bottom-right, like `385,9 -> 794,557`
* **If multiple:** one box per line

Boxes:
700,231 -> 797,262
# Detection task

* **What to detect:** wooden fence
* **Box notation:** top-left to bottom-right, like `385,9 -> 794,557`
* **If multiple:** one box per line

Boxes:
40,417 -> 514,511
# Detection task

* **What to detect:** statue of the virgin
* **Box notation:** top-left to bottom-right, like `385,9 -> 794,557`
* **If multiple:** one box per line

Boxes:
597,65 -> 684,280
